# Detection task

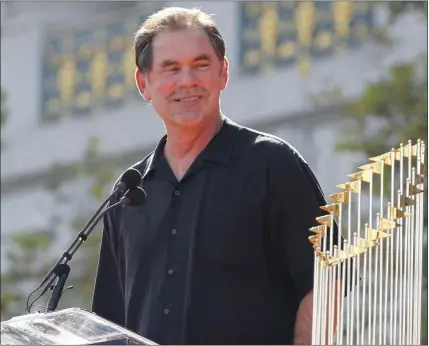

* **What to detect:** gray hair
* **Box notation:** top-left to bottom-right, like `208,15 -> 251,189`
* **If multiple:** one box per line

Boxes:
134,7 -> 226,72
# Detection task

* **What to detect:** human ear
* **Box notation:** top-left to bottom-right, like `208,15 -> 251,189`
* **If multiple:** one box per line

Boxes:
135,69 -> 151,101
221,57 -> 229,90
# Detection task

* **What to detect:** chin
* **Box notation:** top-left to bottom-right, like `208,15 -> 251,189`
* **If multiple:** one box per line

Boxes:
170,112 -> 207,128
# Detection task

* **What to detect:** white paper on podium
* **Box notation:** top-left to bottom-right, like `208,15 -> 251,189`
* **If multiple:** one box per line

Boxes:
1,308 -> 157,345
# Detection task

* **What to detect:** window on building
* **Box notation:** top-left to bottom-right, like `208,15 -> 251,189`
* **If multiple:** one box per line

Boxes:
40,4 -> 164,123
239,1 -> 374,77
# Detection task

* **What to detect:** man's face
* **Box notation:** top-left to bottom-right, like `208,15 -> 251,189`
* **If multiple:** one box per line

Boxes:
136,28 -> 228,129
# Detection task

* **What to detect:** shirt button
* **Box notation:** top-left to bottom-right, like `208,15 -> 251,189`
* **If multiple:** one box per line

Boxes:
164,309 -> 169,315
174,190 -> 181,196
171,229 -> 177,235
168,269 -> 174,275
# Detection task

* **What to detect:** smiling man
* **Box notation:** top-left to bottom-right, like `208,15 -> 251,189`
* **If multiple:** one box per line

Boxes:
91,7 -> 332,345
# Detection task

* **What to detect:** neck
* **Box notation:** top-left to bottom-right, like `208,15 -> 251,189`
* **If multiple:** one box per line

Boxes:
164,115 -> 223,162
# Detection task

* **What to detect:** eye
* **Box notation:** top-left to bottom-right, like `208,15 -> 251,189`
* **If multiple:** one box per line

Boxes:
163,66 -> 179,74
195,62 -> 210,70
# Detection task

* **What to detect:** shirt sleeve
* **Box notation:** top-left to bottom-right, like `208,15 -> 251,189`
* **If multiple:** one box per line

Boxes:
91,203 -> 125,327
267,143 -> 330,303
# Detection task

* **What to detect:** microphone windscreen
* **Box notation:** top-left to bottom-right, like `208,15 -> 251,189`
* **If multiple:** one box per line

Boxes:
125,187 -> 147,206
120,168 -> 142,189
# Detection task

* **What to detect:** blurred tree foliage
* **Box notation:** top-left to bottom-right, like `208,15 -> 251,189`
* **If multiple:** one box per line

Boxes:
336,2 -> 427,344
337,56 -> 427,156
1,231 -> 56,320
388,1 -> 427,21
337,1 -> 428,155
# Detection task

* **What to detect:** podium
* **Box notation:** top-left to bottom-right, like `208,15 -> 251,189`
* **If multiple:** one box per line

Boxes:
1,308 -> 157,345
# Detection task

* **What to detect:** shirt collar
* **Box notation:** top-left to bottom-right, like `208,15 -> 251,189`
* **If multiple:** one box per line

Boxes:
142,116 -> 237,180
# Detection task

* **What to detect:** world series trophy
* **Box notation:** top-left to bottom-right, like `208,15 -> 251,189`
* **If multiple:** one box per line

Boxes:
310,139 -> 427,345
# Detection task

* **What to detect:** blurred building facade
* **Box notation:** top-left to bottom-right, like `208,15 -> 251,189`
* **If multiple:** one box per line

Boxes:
1,2 -> 427,258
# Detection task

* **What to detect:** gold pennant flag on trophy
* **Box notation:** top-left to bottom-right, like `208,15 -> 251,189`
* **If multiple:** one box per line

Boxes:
378,217 -> 399,230
389,206 -> 411,220
320,203 -> 340,216
367,227 -> 391,240
408,184 -> 424,195
329,191 -> 349,204
415,174 -> 425,184
336,180 -> 360,193
356,237 -> 378,248
348,170 -> 372,183
316,215 -> 332,227
399,194 -> 416,207
358,161 -> 383,174
310,225 -> 326,235
369,149 -> 401,164
308,235 -> 321,246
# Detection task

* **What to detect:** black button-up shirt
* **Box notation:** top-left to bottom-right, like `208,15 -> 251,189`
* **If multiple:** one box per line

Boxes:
91,117 -> 329,345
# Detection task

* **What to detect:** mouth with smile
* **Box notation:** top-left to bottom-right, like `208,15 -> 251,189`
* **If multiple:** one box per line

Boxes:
173,95 -> 203,102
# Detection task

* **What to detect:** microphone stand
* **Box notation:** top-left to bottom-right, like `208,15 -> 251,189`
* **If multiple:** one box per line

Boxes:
30,197 -> 127,313
37,184 -> 126,292
46,264 -> 71,312
28,169 -> 141,304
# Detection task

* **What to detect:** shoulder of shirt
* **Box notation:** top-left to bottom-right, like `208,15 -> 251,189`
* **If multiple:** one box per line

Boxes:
231,122 -> 326,199
232,121 -> 308,166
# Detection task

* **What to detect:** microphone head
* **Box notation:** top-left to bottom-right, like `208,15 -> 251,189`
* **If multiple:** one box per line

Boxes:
121,187 -> 147,206
119,168 -> 142,190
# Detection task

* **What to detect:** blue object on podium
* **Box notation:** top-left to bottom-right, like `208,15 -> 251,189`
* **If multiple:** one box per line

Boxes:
0,308 -> 157,345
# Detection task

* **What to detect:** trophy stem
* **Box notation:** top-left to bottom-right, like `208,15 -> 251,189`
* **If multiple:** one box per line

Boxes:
312,251 -> 320,345
360,224 -> 369,345
336,203 -> 343,346
376,161 -> 385,345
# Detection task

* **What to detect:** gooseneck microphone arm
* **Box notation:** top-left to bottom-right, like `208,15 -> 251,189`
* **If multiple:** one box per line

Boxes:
44,188 -> 146,312
44,200 -> 123,312
37,185 -> 124,291
25,168 -> 144,314
35,194 -> 111,291
29,186 -> 146,313
32,168 -> 142,295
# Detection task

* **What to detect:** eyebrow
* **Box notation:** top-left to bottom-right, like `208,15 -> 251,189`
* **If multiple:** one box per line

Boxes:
194,54 -> 212,62
159,54 -> 212,68
159,59 -> 177,68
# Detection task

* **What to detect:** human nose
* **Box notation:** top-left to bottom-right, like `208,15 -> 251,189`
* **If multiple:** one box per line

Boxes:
177,67 -> 198,87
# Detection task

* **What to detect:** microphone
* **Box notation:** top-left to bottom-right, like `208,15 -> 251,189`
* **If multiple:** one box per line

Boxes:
77,168 -> 142,240
36,168 -> 142,292
43,187 -> 147,312
120,186 -> 147,206
116,168 -> 142,192
25,169 -> 143,313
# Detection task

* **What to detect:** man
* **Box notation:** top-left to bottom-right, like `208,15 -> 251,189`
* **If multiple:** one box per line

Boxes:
92,7 -> 330,345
